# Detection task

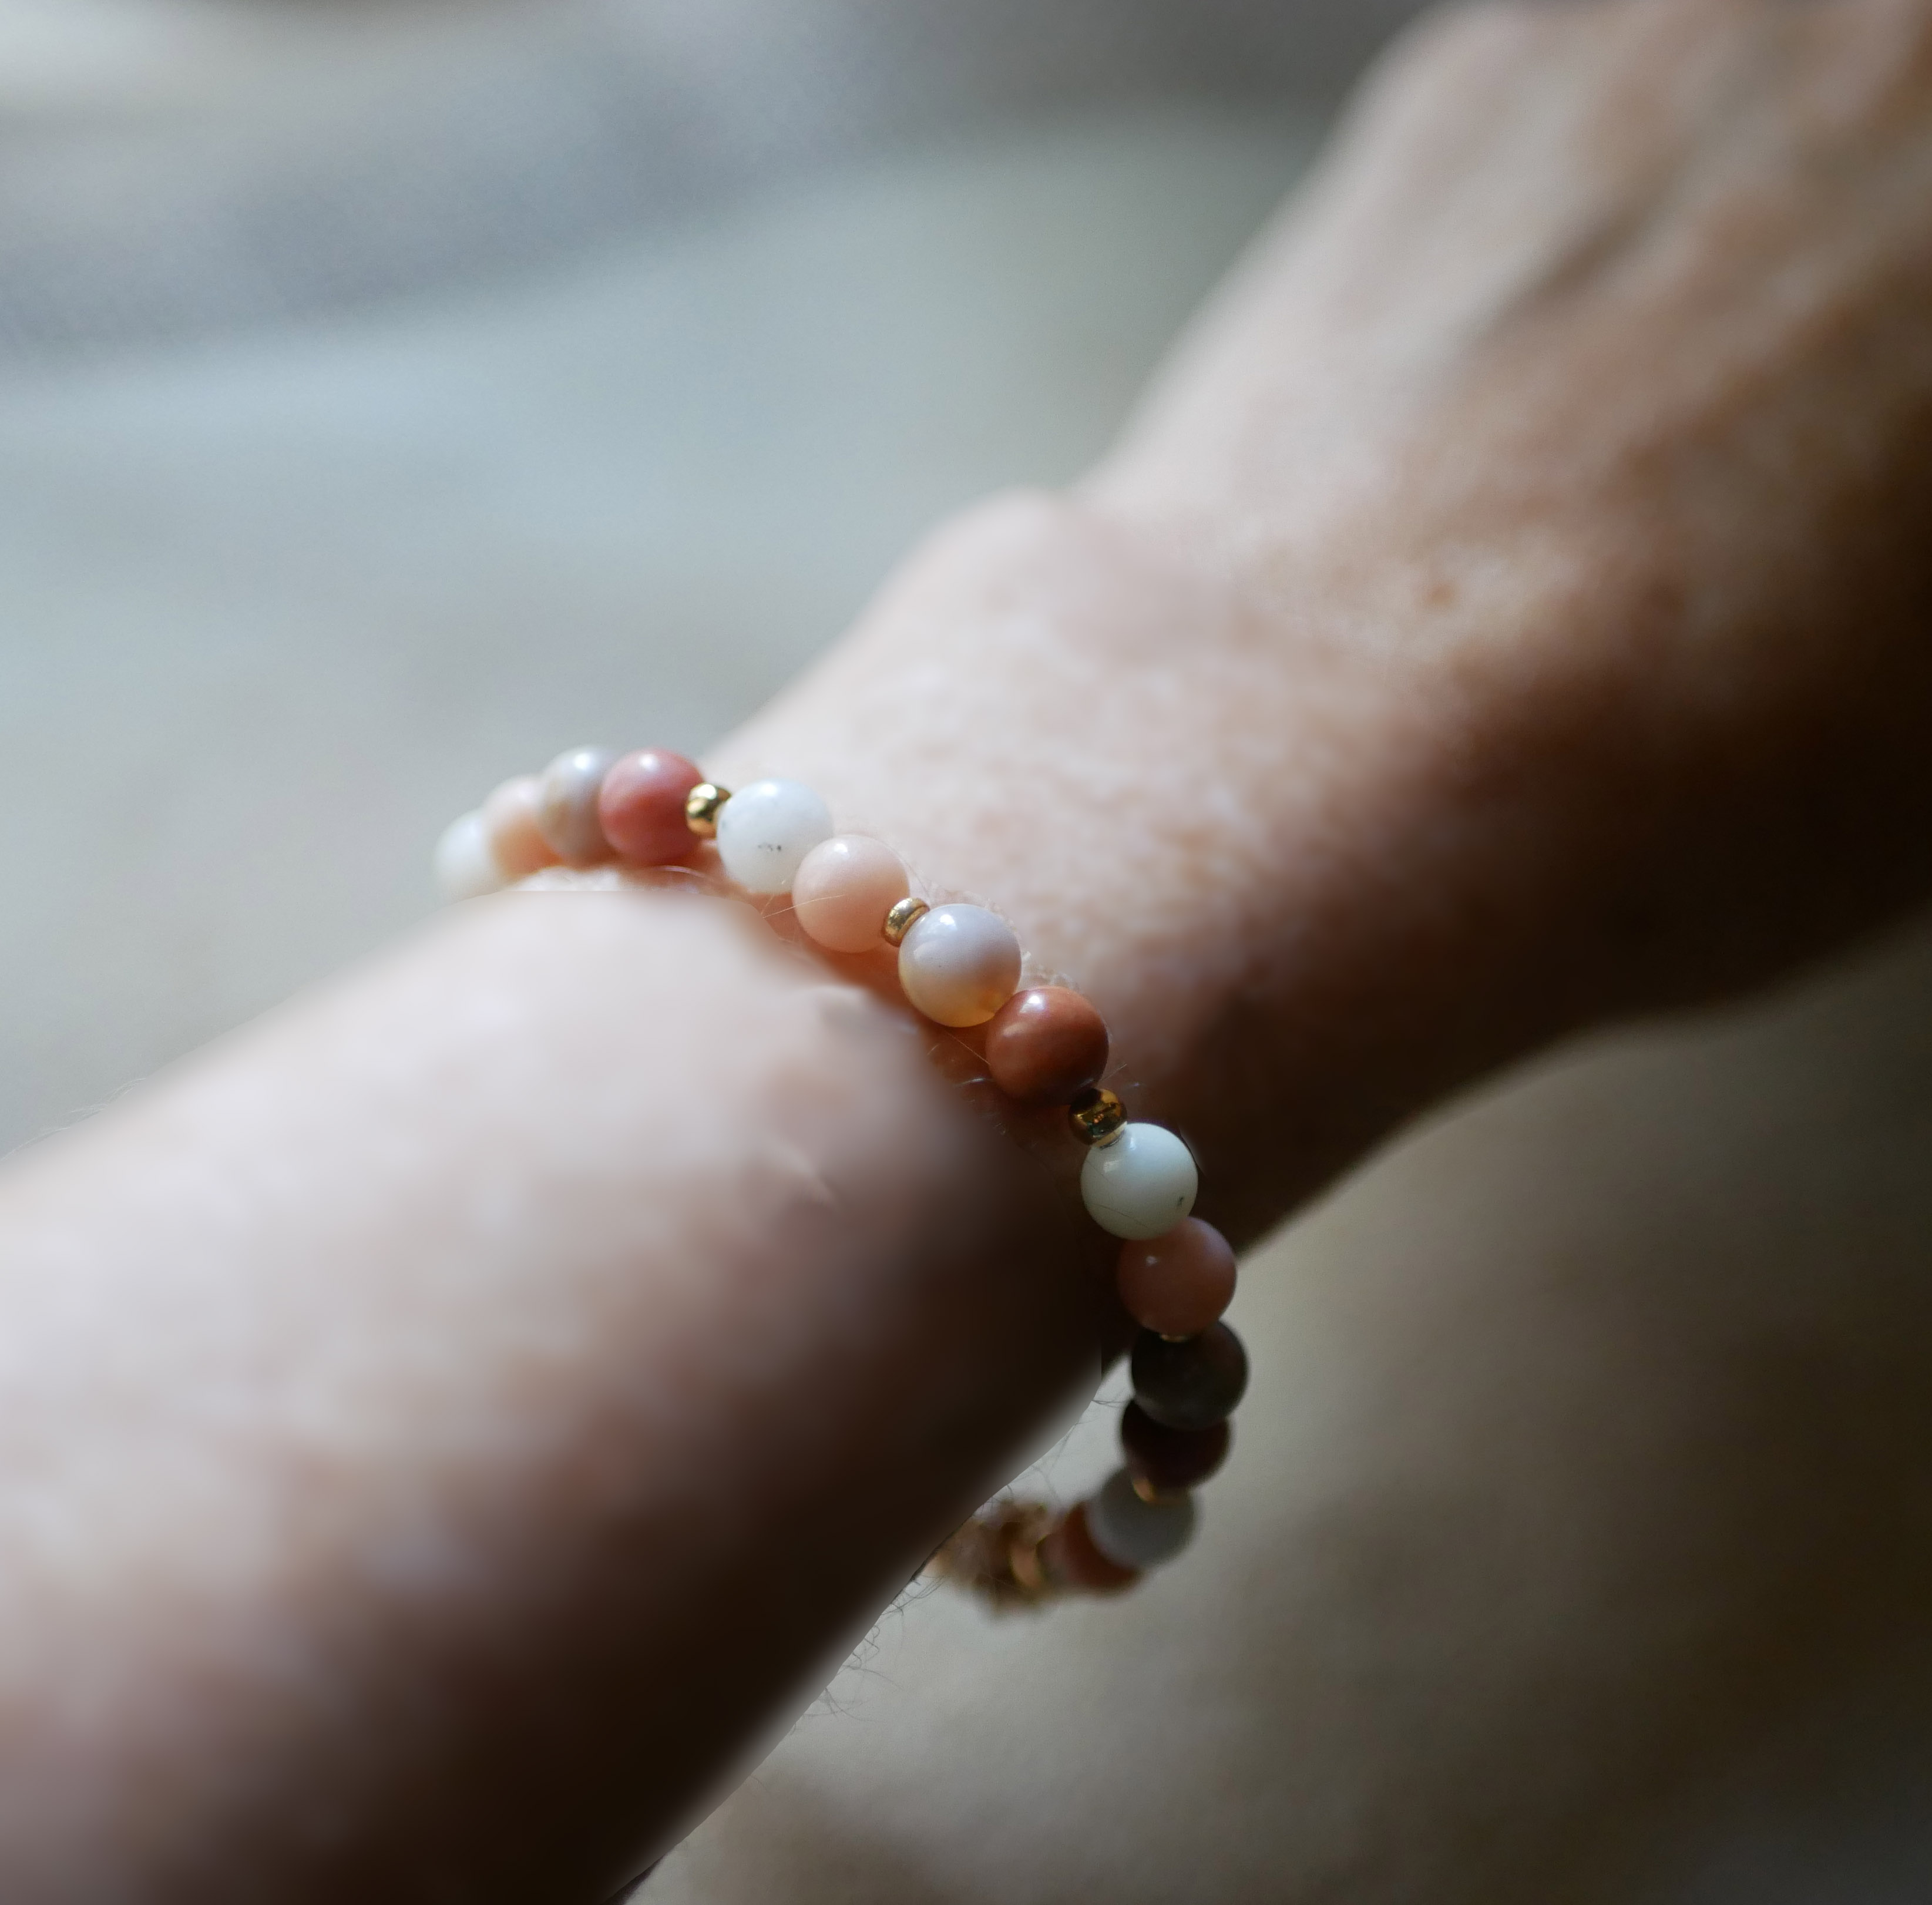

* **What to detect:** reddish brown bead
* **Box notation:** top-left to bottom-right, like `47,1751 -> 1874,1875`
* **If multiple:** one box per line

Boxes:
1116,1217 -> 1237,1339
985,987 -> 1110,1104
1041,1501 -> 1140,1594
1120,1402 -> 1231,1492
599,750 -> 704,865
1130,1322 -> 1249,1432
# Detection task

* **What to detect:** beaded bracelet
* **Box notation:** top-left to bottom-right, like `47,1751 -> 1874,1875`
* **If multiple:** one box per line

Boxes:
436,745 -> 1248,1604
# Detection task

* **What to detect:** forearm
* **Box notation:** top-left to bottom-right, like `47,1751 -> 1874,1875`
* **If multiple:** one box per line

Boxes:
7,1 -> 1932,1895
0,891 -> 1112,1899
0,483 -> 1573,1900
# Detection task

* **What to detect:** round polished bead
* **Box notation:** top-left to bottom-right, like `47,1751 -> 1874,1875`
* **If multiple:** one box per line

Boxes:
793,836 -> 909,952
898,903 -> 1022,1027
599,750 -> 704,865
985,987 -> 1110,1104
480,775 -> 559,881
715,778 -> 834,894
1041,1501 -> 1141,1594
1085,1468 -> 1197,1571
1080,1121 -> 1198,1239
535,745 -> 619,866
1116,1217 -> 1237,1338
434,811 -> 503,901
1130,1322 -> 1249,1432
1120,1401 -> 1231,1493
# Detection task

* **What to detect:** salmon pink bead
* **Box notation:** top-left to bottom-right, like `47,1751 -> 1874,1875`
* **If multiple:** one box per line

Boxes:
794,836 -> 909,952
1116,1217 -> 1237,1338
434,811 -> 501,901
481,775 -> 559,881
898,903 -> 1021,1027
985,987 -> 1109,1104
599,749 -> 704,865
1042,1501 -> 1140,1593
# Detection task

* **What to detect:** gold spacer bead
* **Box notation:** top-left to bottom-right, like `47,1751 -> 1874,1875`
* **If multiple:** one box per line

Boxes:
882,895 -> 929,947
1131,1473 -> 1191,1507
1068,1085 -> 1125,1147
684,781 -> 730,838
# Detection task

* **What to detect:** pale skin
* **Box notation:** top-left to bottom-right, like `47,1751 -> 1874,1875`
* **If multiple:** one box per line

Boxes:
1,0 -> 1930,1896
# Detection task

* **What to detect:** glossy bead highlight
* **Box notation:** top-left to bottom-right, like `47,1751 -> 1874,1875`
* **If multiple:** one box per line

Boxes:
599,750 -> 704,865
480,775 -> 559,881
985,987 -> 1109,1104
1116,1217 -> 1237,1338
715,778 -> 834,893
434,811 -> 503,901
1080,1121 -> 1197,1238
793,836 -> 909,952
898,903 -> 1022,1027
535,745 -> 619,866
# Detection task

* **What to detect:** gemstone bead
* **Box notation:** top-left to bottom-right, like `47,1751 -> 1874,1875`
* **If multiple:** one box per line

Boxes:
1116,1217 -> 1237,1338
434,811 -> 503,901
1080,1121 -> 1198,1238
793,836 -> 909,952
715,779 -> 834,894
535,745 -> 619,866
1042,1501 -> 1141,1594
1130,1322 -> 1249,1432
897,903 -> 1022,1027
985,987 -> 1109,1104
1084,1468 -> 1197,1570
480,775 -> 559,881
1120,1402 -> 1230,1493
599,750 -> 704,865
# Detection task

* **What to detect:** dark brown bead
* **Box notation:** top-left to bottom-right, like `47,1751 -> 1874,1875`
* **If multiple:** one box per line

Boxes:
1130,1322 -> 1249,1432
985,987 -> 1110,1104
1041,1501 -> 1140,1594
1120,1402 -> 1231,1491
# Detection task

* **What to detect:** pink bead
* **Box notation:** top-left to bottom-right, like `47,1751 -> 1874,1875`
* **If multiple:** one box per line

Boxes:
792,836 -> 909,952
481,776 -> 559,880
1116,1218 -> 1237,1339
599,750 -> 704,865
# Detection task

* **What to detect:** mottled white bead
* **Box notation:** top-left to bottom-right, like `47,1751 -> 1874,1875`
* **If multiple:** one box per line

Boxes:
715,778 -> 835,894
535,745 -> 619,866
434,811 -> 504,902
898,903 -> 1022,1027
1080,1121 -> 1198,1239
1086,1468 -> 1197,1570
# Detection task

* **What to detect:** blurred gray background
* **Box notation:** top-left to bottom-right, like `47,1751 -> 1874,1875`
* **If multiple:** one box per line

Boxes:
4,6 -> 1932,1904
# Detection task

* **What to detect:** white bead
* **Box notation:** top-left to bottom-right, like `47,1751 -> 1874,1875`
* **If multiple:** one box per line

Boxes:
897,902 -> 1022,1027
1080,1122 -> 1198,1239
535,745 -> 618,866
715,778 -> 834,894
434,811 -> 503,902
1086,1468 -> 1197,1570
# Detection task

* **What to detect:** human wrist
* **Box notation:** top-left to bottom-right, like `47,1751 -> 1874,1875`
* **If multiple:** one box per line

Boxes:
706,481 -> 1608,1241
